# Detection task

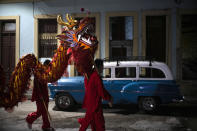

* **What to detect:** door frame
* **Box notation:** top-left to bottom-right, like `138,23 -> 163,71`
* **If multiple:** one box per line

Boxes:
0,16 -> 20,65
105,11 -> 139,59
142,9 -> 171,66
34,14 -> 61,58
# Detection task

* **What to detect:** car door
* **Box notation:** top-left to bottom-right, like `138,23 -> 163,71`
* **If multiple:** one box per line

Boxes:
66,76 -> 85,104
103,66 -> 137,104
56,76 -> 85,104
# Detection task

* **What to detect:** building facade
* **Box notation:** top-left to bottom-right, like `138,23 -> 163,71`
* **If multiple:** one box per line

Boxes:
0,0 -> 197,96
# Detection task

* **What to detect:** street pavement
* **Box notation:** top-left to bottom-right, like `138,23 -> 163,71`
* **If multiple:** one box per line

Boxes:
0,100 -> 197,131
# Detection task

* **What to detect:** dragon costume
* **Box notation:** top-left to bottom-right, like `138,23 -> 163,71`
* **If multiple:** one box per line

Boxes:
0,13 -> 98,110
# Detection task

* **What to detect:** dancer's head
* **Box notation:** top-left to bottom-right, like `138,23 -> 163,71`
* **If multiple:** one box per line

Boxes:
43,59 -> 51,66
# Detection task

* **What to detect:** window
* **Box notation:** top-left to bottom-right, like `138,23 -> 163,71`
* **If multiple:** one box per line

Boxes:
38,19 -> 57,58
109,16 -> 133,59
146,16 -> 166,62
142,10 -> 170,64
105,12 -> 138,60
115,67 -> 136,78
103,68 -> 111,78
139,67 -> 165,78
3,22 -> 16,32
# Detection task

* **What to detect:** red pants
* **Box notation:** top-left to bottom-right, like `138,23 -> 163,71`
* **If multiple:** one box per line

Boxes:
78,107 -> 105,131
26,100 -> 50,129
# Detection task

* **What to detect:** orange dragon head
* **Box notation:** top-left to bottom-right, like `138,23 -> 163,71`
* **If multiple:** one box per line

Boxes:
56,14 -> 98,74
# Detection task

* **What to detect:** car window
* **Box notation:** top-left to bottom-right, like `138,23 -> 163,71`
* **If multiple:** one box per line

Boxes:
115,67 -> 136,78
139,67 -> 165,78
103,68 -> 111,78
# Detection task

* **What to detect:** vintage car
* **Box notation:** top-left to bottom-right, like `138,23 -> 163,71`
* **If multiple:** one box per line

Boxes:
48,60 -> 183,112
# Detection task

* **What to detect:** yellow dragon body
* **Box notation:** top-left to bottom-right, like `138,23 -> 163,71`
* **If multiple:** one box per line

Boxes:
0,14 -> 98,110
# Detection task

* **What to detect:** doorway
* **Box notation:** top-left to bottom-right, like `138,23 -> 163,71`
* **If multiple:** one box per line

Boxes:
146,16 -> 166,62
0,20 -> 16,83
109,16 -> 134,60
181,14 -> 197,80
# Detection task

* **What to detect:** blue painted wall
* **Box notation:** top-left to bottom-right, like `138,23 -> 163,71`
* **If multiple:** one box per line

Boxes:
0,3 -> 34,56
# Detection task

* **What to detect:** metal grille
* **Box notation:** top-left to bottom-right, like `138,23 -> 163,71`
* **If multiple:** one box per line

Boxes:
38,19 -> 57,58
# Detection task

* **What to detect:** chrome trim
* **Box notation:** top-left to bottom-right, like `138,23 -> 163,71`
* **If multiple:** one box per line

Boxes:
53,89 -> 83,93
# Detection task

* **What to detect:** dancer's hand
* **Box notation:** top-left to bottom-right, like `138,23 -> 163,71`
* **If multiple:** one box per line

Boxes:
108,102 -> 113,108
108,97 -> 113,108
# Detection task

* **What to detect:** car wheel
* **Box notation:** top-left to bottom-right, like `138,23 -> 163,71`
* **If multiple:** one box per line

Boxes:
138,97 -> 158,113
55,93 -> 74,110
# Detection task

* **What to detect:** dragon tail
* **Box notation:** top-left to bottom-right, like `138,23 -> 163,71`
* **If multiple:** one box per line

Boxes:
0,54 -> 37,109
0,44 -> 70,110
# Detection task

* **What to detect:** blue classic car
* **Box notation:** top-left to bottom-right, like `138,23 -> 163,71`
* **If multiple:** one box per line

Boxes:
48,60 -> 183,112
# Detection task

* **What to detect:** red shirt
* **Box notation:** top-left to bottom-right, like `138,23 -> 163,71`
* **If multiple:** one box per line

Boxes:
31,77 -> 49,102
83,70 -> 111,112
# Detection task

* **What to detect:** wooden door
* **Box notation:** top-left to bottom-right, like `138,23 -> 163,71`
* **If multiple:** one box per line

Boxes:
0,20 -> 16,84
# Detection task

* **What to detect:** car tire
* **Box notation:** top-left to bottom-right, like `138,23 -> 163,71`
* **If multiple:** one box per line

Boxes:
138,97 -> 159,113
55,93 -> 74,110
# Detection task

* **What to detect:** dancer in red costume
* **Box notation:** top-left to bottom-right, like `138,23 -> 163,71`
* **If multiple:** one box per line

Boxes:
0,12 -> 108,130
78,59 -> 113,131
26,59 -> 54,131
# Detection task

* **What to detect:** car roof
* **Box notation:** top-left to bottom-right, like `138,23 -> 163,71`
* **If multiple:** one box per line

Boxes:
103,61 -> 174,80
104,61 -> 166,67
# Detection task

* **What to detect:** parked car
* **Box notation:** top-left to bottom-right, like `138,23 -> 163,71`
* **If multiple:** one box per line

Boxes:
48,60 -> 183,112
